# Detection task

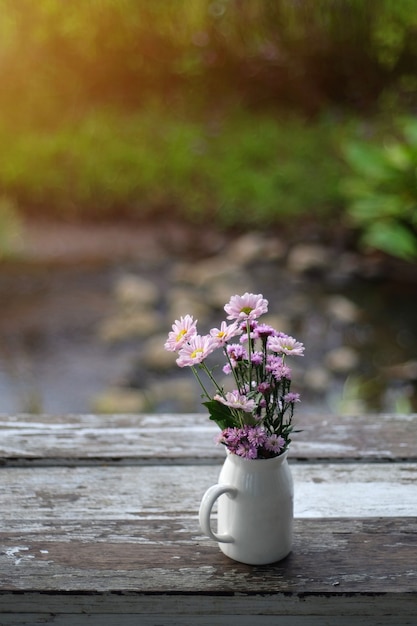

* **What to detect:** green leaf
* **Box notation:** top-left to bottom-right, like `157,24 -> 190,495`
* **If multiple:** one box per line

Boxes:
402,118 -> 417,146
202,400 -> 236,430
348,194 -> 407,223
384,142 -> 411,171
362,221 -> 417,260
343,142 -> 392,181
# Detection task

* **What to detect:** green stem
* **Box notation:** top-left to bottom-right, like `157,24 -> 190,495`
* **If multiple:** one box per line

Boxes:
224,348 -> 244,395
201,362 -> 224,396
191,366 -> 212,401
246,319 -> 253,389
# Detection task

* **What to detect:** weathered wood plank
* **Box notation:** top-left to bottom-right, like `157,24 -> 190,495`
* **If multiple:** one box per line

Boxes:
0,413 -> 416,624
0,464 -> 416,523
0,617 -> 414,626
1,519 -> 416,595
0,413 -> 416,463
1,594 -> 416,626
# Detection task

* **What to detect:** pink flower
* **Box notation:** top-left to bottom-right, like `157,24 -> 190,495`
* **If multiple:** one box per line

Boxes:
224,293 -> 268,322
236,441 -> 258,459
218,427 -> 241,446
226,343 -> 247,367
176,334 -> 216,368
254,324 -> 276,339
265,434 -> 285,453
239,320 -> 258,343
210,321 -> 241,347
258,381 -> 272,394
267,334 -> 305,356
164,315 -> 197,352
271,361 -> 292,382
214,390 -> 257,412
166,291 -> 305,459
247,426 -> 267,446
266,354 -> 283,372
250,351 -> 263,366
284,392 -> 301,403
222,363 -> 232,375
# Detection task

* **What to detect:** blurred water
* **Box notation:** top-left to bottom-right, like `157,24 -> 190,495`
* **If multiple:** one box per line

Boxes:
0,258 -> 416,415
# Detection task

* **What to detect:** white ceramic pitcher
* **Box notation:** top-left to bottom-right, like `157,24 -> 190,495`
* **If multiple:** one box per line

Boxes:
199,450 -> 293,565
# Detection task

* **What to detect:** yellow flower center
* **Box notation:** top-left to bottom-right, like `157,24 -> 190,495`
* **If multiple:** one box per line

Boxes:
241,306 -> 253,315
176,329 -> 187,342
191,348 -> 203,359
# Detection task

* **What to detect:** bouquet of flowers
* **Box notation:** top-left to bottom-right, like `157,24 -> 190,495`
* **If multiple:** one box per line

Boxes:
165,293 -> 304,459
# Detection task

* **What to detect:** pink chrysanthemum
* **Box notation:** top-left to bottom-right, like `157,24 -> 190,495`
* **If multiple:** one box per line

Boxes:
165,290 -> 305,460
267,334 -> 305,356
254,324 -> 276,339
258,381 -> 272,394
265,434 -> 285,453
164,315 -> 197,352
209,321 -> 241,347
214,390 -> 257,412
247,426 -> 267,446
250,351 -> 263,366
283,392 -> 301,403
218,427 -> 241,446
176,334 -> 215,368
236,441 -> 258,459
271,361 -> 292,382
265,354 -> 283,372
224,293 -> 268,322
226,343 -> 247,367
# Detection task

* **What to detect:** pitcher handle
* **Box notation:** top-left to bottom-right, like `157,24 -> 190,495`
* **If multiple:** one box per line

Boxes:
199,483 -> 237,543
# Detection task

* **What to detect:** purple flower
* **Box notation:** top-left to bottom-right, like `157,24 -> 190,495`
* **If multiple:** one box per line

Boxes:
246,426 -> 267,446
216,427 -> 241,446
250,351 -> 263,366
166,291 -> 305,460
226,343 -> 247,367
265,434 -> 285,453
272,362 -> 292,381
254,324 -> 276,339
258,381 -> 272,394
236,442 -> 258,459
284,392 -> 301,403
265,354 -> 283,372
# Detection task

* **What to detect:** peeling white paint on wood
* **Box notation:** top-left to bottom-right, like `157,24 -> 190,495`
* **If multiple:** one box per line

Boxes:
0,413 -> 416,624
0,464 -> 416,521
1,413 -> 416,461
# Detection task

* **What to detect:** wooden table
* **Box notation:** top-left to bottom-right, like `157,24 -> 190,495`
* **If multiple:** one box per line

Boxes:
0,412 -> 416,625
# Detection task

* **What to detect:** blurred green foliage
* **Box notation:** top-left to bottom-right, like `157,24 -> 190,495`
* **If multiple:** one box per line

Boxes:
342,117 -> 417,260
0,109 -> 344,225
1,0 -> 416,120
0,197 -> 22,258
0,0 -> 417,259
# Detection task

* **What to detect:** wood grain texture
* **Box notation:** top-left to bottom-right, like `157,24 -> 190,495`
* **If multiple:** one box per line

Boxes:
0,413 -> 416,624
1,464 -> 416,521
0,519 -> 416,623
1,516 -> 416,592
0,413 -> 416,463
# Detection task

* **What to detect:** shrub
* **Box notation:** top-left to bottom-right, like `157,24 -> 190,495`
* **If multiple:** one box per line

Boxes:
341,117 -> 417,260
0,109 -> 344,228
